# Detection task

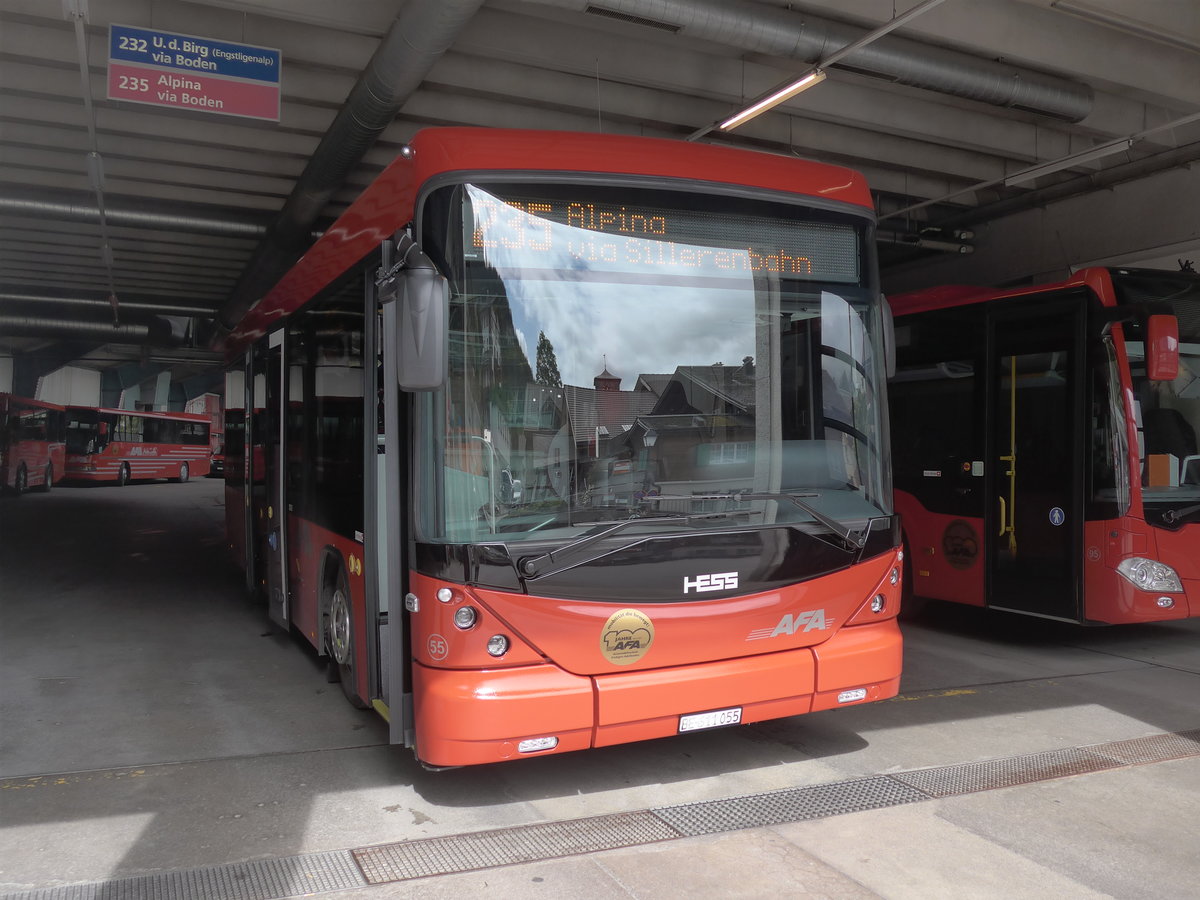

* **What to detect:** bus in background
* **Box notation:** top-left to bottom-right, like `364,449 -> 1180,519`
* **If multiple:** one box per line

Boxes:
223,128 -> 902,768
889,267 -> 1197,625
208,435 -> 225,477
221,377 -> 266,573
64,406 -> 212,485
0,393 -> 66,495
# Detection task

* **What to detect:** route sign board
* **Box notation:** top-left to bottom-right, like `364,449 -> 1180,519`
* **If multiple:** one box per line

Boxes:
107,24 -> 281,121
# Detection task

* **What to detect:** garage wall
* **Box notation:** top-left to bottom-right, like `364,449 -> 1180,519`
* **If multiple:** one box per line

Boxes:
884,164 -> 1200,292
37,366 -> 102,406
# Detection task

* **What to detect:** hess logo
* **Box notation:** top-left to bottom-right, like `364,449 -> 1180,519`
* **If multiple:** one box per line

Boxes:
684,572 -> 738,593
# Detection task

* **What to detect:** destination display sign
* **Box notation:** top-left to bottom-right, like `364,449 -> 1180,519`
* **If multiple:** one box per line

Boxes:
107,24 -> 281,121
463,185 -> 861,284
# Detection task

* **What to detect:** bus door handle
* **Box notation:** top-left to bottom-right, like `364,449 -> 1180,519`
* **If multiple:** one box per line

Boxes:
997,496 -> 1007,537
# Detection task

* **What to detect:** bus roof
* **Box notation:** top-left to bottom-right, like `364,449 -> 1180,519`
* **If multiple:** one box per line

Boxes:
0,393 -> 66,411
887,267 -> 1126,316
226,127 -> 874,355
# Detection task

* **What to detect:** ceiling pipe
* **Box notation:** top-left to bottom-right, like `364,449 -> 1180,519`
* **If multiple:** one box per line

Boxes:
0,185 -> 270,239
530,0 -> 1092,122
1,291 -> 215,317
213,0 -> 487,341
0,314 -> 175,344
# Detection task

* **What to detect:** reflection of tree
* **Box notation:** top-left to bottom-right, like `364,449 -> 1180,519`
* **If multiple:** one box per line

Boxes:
535,331 -> 563,387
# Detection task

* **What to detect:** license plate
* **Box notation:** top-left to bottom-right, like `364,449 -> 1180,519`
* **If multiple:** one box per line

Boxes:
678,706 -> 743,733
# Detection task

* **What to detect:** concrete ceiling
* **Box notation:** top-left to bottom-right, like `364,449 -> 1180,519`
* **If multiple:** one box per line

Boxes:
2,0 -> 1199,394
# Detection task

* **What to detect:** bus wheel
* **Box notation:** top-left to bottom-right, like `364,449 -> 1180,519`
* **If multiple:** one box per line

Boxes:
14,463 -> 28,495
174,462 -> 190,484
36,463 -> 52,493
117,462 -> 130,486
326,567 -> 368,708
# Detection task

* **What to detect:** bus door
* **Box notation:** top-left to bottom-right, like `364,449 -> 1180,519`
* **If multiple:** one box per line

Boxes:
262,329 -> 290,628
986,297 -> 1087,621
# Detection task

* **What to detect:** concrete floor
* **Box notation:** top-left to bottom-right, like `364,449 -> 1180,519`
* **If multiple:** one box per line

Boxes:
1,477 -> 1198,899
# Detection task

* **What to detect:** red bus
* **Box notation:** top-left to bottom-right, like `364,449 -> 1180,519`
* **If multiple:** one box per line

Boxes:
0,393 -> 66,495
64,406 -> 212,485
223,128 -> 902,768
889,267 -> 1196,624
208,434 -> 225,477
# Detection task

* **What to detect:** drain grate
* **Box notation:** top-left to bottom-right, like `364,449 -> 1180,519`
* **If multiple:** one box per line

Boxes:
353,812 -> 677,884
1,850 -> 365,900
1086,728 -> 1200,766
891,747 -> 1122,798
653,776 -> 928,837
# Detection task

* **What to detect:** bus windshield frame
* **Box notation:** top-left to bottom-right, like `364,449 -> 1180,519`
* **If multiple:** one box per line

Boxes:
413,178 -> 891,556
1113,269 -> 1200,524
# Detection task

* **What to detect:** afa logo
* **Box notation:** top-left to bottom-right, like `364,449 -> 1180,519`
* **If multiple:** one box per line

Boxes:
600,608 -> 655,665
942,520 -> 979,570
746,608 -> 830,640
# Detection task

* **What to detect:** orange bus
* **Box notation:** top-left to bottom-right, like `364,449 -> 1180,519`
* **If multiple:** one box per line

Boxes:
223,128 -> 902,768
64,406 -> 211,485
889,267 -> 1195,624
0,393 -> 66,495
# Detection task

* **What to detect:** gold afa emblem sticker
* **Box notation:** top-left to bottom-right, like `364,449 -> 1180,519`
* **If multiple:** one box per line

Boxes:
600,608 -> 655,665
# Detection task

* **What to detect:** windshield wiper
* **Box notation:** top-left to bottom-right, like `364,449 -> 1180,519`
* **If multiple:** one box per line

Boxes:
1162,502 -> 1200,526
644,490 -> 869,550
518,510 -> 753,579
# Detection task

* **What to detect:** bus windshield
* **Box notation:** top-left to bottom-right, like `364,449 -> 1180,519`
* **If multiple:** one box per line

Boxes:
416,181 -> 889,545
1117,269 -> 1200,517
64,407 -> 101,454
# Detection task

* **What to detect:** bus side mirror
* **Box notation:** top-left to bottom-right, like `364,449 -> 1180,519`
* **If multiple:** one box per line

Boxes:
1146,314 -> 1179,382
396,249 -> 449,391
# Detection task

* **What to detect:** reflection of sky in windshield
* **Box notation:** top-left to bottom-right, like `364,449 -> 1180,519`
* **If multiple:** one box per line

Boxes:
467,185 -> 756,388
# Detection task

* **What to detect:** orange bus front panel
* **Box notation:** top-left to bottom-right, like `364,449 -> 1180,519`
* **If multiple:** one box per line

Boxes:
594,645 -> 816,725
809,618 -> 903,712
412,661 -> 595,767
594,695 -> 815,749
812,618 -> 903,692
407,550 -> 902,765
411,616 -> 903,767
442,551 -> 902,677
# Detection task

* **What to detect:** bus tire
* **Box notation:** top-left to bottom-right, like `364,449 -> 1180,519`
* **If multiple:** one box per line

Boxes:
14,463 -> 28,496
36,463 -> 52,492
117,462 -> 130,487
174,462 -> 190,484
325,565 -> 369,709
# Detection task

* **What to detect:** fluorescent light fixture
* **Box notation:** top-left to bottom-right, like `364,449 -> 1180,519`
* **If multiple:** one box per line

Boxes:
1003,139 -> 1134,187
719,69 -> 827,131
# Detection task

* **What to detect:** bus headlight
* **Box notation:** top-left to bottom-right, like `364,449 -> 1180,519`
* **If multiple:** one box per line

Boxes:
453,606 -> 478,629
1116,557 -> 1183,592
486,634 -> 509,657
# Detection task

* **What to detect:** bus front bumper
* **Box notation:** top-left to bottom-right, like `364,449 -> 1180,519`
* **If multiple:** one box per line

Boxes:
412,618 -> 901,768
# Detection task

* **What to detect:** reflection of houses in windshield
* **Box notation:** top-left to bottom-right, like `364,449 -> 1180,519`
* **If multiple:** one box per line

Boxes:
563,363 -> 656,459
560,359 -> 760,510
